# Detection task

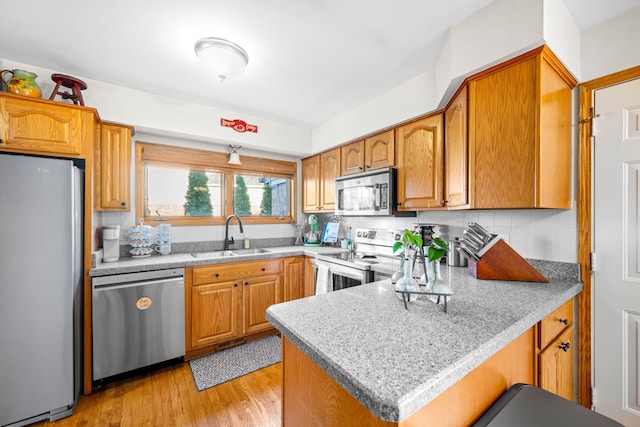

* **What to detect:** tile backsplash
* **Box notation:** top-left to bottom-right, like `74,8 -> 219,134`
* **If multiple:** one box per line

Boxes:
101,208 -> 577,263
330,209 -> 578,263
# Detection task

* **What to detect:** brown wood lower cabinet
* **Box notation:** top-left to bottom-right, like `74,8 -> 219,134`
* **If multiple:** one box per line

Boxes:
186,256 -> 305,359
282,329 -> 534,427
537,299 -> 574,400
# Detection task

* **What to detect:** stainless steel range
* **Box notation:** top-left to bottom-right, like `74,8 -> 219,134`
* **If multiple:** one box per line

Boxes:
312,228 -> 402,293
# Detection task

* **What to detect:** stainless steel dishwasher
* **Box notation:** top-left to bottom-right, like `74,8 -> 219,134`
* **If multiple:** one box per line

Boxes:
92,268 -> 185,381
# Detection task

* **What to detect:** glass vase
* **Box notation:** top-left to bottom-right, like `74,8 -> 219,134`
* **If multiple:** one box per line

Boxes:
427,261 -> 452,302
394,255 -> 420,302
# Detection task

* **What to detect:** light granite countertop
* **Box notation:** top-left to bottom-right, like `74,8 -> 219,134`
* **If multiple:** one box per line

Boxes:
89,245 -> 346,276
266,264 -> 583,422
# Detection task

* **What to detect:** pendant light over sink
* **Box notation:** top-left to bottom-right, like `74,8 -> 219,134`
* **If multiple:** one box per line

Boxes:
195,37 -> 249,82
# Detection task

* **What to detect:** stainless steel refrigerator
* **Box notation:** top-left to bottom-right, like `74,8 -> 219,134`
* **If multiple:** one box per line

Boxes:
0,153 -> 83,426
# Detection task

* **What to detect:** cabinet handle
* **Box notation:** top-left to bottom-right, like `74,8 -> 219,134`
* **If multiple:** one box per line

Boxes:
234,283 -> 238,287
359,166 -> 363,170
365,165 -> 370,169
121,201 -> 127,207
215,273 -> 219,278
0,138 -> 3,144
559,318 -> 568,325
261,267 -> 266,271
559,342 -> 570,352
244,281 -> 249,285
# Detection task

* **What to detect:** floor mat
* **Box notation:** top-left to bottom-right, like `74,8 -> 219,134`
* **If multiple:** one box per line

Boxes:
189,335 -> 281,391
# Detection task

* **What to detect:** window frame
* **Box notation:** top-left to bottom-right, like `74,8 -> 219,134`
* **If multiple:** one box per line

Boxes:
136,141 -> 297,226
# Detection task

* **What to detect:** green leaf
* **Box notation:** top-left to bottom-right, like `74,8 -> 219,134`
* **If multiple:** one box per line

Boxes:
392,241 -> 403,253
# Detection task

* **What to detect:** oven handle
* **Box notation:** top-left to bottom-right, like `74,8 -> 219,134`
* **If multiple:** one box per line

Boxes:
312,258 -> 368,281
374,183 -> 380,211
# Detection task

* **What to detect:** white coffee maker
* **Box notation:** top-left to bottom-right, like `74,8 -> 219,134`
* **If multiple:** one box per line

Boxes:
102,225 -> 120,262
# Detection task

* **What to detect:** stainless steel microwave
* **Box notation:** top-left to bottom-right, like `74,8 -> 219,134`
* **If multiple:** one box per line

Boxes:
335,167 -> 415,217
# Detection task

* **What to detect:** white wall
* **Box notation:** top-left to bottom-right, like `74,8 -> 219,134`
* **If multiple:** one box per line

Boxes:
0,58 -> 312,157
311,70 -> 436,154
579,5 -> 640,82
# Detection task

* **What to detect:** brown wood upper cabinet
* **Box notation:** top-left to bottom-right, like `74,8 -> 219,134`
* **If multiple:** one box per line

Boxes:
444,85 -> 469,208
468,46 -> 577,209
340,129 -> 395,175
301,148 -> 340,212
0,93 -> 96,157
94,122 -> 133,210
395,113 -> 444,210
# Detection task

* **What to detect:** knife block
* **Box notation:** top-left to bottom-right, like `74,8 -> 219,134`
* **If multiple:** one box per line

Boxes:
468,238 -> 548,283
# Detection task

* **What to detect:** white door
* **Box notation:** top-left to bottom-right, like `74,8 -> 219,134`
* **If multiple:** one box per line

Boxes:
593,77 -> 640,425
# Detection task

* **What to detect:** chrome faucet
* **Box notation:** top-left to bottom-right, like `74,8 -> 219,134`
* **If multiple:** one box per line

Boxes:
224,215 -> 244,250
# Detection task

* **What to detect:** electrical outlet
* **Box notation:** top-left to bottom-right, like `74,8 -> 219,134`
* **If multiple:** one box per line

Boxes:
497,234 -> 510,244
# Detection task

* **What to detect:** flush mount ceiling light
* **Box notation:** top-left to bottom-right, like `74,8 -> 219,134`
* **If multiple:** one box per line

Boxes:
228,144 -> 242,165
195,37 -> 249,82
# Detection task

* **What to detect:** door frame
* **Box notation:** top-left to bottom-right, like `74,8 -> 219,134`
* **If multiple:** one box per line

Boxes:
577,65 -> 640,408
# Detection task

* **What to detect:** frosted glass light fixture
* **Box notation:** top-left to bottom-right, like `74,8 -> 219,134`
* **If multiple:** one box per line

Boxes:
228,145 -> 242,165
195,37 -> 249,82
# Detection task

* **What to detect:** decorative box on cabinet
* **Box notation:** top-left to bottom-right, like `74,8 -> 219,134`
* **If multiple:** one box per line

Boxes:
94,122 -> 133,210
186,259 -> 283,357
302,148 -> 340,212
0,93 -> 97,157
467,46 -> 577,209
340,129 -> 395,176
537,299 -> 574,400
395,113 -> 444,210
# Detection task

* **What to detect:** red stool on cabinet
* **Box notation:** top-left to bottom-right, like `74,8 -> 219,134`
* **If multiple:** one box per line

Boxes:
49,74 -> 87,106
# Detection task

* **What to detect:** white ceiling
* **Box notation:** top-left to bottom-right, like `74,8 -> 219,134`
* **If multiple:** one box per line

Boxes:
0,0 -> 638,128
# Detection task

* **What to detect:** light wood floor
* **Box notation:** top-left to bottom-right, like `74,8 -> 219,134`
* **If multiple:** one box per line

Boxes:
37,361 -> 282,427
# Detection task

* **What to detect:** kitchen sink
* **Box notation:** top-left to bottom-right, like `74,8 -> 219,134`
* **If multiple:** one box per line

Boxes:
191,250 -> 236,258
231,248 -> 271,255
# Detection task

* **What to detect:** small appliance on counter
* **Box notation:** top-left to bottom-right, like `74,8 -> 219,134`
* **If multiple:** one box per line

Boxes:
304,214 -> 321,246
457,223 -> 547,282
102,225 -> 120,262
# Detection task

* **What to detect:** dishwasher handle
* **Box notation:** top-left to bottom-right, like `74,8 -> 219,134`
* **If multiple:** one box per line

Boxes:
93,276 -> 184,292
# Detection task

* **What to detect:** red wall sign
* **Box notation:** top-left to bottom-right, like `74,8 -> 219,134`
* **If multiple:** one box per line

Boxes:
221,118 -> 258,133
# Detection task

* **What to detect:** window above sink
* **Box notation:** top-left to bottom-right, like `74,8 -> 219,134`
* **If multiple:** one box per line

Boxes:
136,142 -> 297,226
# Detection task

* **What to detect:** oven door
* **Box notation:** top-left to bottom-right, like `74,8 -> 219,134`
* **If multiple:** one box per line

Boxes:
312,259 -> 373,292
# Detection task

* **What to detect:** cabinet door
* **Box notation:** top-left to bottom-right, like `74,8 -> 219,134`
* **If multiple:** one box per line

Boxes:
319,148 -> 340,211
303,257 -> 315,297
243,274 -> 283,335
191,280 -> 242,349
302,155 -> 321,212
444,86 -> 468,208
284,256 -> 305,302
95,123 -> 132,210
539,325 -> 574,400
340,140 -> 365,176
0,95 -> 91,156
396,114 -> 444,210
469,58 -> 537,208
364,130 -> 395,171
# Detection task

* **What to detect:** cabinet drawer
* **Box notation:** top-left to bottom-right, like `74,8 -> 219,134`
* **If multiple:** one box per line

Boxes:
192,259 -> 283,285
539,299 -> 573,349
